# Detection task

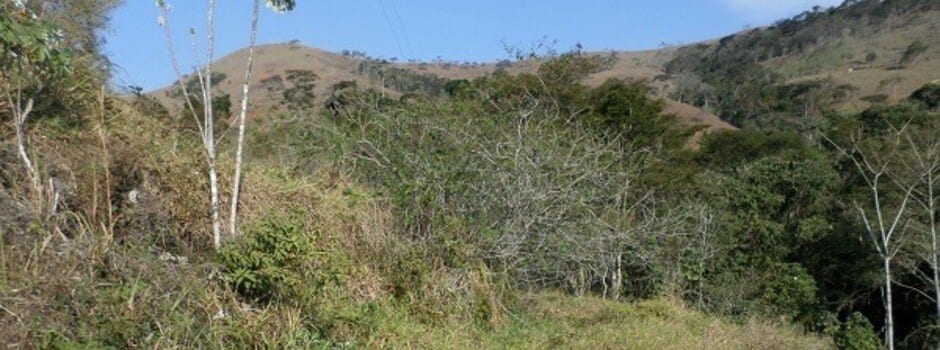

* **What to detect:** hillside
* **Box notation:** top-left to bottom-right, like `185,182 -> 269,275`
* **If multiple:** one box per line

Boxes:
663,0 -> 940,128
152,0 -> 939,136
770,1 -> 940,110
151,43 -> 735,144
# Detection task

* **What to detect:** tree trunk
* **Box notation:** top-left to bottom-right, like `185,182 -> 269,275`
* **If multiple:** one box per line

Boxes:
209,157 -> 221,250
229,0 -> 261,237
884,256 -> 895,350
612,253 -> 623,301
929,178 -> 940,324
205,0 -> 221,250
13,98 -> 41,197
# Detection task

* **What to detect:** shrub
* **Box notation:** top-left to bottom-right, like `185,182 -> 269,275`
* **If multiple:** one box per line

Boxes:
757,263 -> 819,318
909,82 -> 940,110
444,79 -> 472,98
899,40 -> 928,64
309,75 -> 691,300
219,213 -> 316,303
834,313 -> 880,350
282,69 -> 318,111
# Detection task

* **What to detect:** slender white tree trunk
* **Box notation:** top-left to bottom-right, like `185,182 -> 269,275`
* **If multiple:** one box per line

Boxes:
883,256 -> 895,350
208,158 -> 221,249
929,175 -> 940,323
229,0 -> 261,237
12,98 -> 41,196
203,0 -> 223,250
612,253 -> 622,301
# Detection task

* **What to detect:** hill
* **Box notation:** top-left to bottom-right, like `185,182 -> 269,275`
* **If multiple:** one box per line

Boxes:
151,0 -> 939,136
151,43 -> 735,145
662,0 -> 940,128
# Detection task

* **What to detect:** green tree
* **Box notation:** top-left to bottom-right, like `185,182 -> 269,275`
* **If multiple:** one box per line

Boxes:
12,0 -> 123,78
909,82 -> 940,111
585,79 -> 680,149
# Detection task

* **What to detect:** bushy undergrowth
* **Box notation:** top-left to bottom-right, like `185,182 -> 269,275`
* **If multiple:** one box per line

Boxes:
0,77 -> 836,349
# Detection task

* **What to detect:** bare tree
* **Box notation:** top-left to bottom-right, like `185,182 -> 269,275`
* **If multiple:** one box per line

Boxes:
156,0 -> 223,249
898,128 -> 940,328
156,0 -> 295,250
827,130 -> 918,350
3,91 -> 61,224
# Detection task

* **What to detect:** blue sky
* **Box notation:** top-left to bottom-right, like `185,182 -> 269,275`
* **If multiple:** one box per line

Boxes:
105,0 -> 843,91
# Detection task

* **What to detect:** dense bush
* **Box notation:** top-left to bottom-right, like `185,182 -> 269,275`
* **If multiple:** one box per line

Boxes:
909,82 -> 940,110
834,313 -> 880,350
219,214 -> 315,303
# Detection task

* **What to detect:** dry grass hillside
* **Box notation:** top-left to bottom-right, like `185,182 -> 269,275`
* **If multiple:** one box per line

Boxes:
775,7 -> 940,111
150,43 -> 736,145
152,43 -> 385,113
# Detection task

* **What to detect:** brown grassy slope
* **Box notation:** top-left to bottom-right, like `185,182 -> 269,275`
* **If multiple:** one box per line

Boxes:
151,43 -> 396,119
150,43 -> 735,141
771,8 -> 940,111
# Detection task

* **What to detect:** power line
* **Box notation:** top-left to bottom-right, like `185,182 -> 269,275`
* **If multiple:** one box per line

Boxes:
377,0 -> 406,59
388,0 -> 414,58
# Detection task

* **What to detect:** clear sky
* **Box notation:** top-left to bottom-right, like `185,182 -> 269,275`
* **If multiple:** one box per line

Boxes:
104,0 -> 843,91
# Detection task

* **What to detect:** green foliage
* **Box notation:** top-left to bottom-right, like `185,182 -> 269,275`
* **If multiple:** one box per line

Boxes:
585,79 -> 680,148
31,0 -> 122,70
696,130 -> 811,169
856,102 -> 932,135
833,313 -> 880,350
261,74 -> 285,93
166,72 -> 227,100
909,82 -> 940,110
357,59 -> 449,95
219,214 -> 315,303
8,1 -> 937,346
707,155 -> 836,262
166,73 -> 233,132
696,132 -> 839,322
899,40 -> 928,65
444,79 -> 472,98
663,0 -> 937,130
309,71 -> 669,297
0,1 -> 103,129
0,7 -> 71,77
756,263 -> 819,318
282,69 -> 318,111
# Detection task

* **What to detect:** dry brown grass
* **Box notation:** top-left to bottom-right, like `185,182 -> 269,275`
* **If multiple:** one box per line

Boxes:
775,9 -> 940,112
